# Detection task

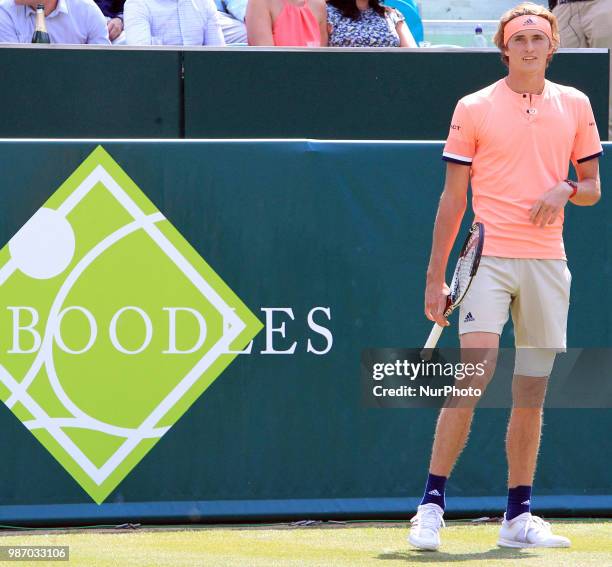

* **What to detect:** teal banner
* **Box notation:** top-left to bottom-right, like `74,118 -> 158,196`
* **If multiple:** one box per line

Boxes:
0,141 -> 609,523
0,48 -> 608,140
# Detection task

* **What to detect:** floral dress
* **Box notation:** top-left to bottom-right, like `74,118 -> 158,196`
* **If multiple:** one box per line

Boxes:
327,5 -> 405,47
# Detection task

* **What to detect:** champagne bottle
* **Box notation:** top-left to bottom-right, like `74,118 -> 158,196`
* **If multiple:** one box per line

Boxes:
31,4 -> 50,44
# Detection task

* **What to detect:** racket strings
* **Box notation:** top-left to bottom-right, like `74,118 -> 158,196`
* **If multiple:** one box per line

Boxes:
450,234 -> 480,304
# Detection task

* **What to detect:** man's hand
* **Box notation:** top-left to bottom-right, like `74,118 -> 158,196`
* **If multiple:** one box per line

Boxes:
425,279 -> 451,327
107,17 -> 123,41
529,181 -> 573,227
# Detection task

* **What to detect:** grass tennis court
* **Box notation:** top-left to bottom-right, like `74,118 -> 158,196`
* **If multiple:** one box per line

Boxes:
2,520 -> 611,566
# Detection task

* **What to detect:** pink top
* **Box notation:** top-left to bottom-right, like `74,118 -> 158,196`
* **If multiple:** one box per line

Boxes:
443,79 -> 602,260
273,0 -> 321,47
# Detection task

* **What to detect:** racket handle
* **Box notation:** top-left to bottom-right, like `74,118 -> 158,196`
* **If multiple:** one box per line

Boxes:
424,323 -> 444,349
421,323 -> 444,360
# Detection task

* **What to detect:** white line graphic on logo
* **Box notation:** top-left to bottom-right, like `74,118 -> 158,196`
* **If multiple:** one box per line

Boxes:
0,165 -> 247,486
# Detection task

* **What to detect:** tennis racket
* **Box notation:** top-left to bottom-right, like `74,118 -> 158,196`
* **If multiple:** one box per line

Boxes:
423,222 -> 485,351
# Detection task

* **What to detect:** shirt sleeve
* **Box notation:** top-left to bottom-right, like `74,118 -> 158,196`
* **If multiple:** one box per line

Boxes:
442,99 -> 477,166
571,95 -> 603,164
0,6 -> 20,43
124,0 -> 152,45
387,7 -> 404,26
87,1 -> 111,44
204,0 -> 226,45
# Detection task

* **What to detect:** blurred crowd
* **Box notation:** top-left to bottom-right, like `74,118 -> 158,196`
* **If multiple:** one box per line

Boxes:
0,0 -> 419,47
0,0 -> 609,70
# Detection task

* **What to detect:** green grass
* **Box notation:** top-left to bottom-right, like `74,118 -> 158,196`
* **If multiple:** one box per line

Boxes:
1,520 -> 611,567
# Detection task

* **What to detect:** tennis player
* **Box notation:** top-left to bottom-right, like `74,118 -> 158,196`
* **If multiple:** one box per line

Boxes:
410,2 -> 602,551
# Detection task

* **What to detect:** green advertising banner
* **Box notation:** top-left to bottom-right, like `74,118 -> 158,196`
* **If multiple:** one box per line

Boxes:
0,142 -> 609,523
0,147 -> 261,504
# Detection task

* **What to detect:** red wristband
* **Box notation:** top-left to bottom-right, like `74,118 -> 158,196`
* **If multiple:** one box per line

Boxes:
565,178 -> 578,199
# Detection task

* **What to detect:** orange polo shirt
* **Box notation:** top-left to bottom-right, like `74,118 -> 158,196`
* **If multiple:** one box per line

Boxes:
443,78 -> 603,259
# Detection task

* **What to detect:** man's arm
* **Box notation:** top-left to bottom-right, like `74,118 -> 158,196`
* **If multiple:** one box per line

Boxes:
107,17 -> 123,41
425,162 -> 470,327
86,1 -> 111,44
204,0 -> 226,46
0,6 -> 21,43
529,158 -> 600,226
124,0 -> 152,45
570,157 -> 600,206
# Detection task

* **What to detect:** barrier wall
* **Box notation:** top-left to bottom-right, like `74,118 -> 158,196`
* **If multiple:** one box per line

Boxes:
183,50 -> 610,140
0,47 -> 608,140
0,141 -> 609,525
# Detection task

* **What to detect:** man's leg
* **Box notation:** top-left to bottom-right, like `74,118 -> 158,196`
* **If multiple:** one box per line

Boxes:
505,374 -> 548,521
498,259 -> 571,548
428,332 -> 499,480
508,374 -> 548,485
408,332 -> 498,551
410,257 -> 513,550
498,369 -> 569,548
426,257 -> 513,486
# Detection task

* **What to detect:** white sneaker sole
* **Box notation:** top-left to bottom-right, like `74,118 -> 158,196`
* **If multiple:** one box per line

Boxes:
497,537 -> 570,549
408,534 -> 439,551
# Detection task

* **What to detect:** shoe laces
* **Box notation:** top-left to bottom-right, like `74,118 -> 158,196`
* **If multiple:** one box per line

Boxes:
523,515 -> 551,540
412,507 -> 445,531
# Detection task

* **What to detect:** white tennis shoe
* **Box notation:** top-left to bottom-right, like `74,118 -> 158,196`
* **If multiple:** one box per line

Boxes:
408,503 -> 445,551
497,512 -> 571,548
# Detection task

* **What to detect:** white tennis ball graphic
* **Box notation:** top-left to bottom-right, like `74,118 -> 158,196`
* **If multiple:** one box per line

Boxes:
9,207 -> 75,279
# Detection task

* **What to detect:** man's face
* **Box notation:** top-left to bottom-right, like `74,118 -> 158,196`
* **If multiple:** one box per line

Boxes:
504,29 -> 554,73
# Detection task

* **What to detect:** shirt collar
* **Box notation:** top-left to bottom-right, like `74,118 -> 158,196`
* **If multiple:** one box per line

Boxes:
501,77 -> 549,100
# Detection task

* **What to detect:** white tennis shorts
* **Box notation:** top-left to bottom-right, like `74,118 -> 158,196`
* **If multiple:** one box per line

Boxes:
458,257 -> 571,376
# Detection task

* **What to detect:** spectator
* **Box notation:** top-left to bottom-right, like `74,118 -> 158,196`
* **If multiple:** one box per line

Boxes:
125,0 -> 225,45
549,0 -> 612,138
221,0 -> 244,21
246,0 -> 327,47
214,0 -> 246,43
94,0 -> 124,43
0,0 -> 110,43
327,0 -> 416,47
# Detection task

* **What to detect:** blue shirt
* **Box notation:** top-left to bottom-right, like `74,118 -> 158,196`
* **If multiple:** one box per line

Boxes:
0,0 -> 110,44
124,0 -> 225,45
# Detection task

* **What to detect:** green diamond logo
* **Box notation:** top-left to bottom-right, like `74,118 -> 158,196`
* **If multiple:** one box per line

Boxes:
0,146 -> 262,503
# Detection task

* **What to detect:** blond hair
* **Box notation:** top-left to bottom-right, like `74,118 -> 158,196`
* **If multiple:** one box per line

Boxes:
493,2 -> 560,67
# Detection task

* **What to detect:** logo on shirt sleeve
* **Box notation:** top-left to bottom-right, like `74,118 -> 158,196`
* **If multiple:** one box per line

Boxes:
450,124 -> 462,131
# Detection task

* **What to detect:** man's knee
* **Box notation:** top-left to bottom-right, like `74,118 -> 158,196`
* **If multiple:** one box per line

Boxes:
512,375 -> 548,408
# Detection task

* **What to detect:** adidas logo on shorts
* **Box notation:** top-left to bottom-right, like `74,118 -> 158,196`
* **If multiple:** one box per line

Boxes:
464,312 -> 475,323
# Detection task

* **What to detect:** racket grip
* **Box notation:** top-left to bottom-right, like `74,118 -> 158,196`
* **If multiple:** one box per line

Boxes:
421,323 -> 444,360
